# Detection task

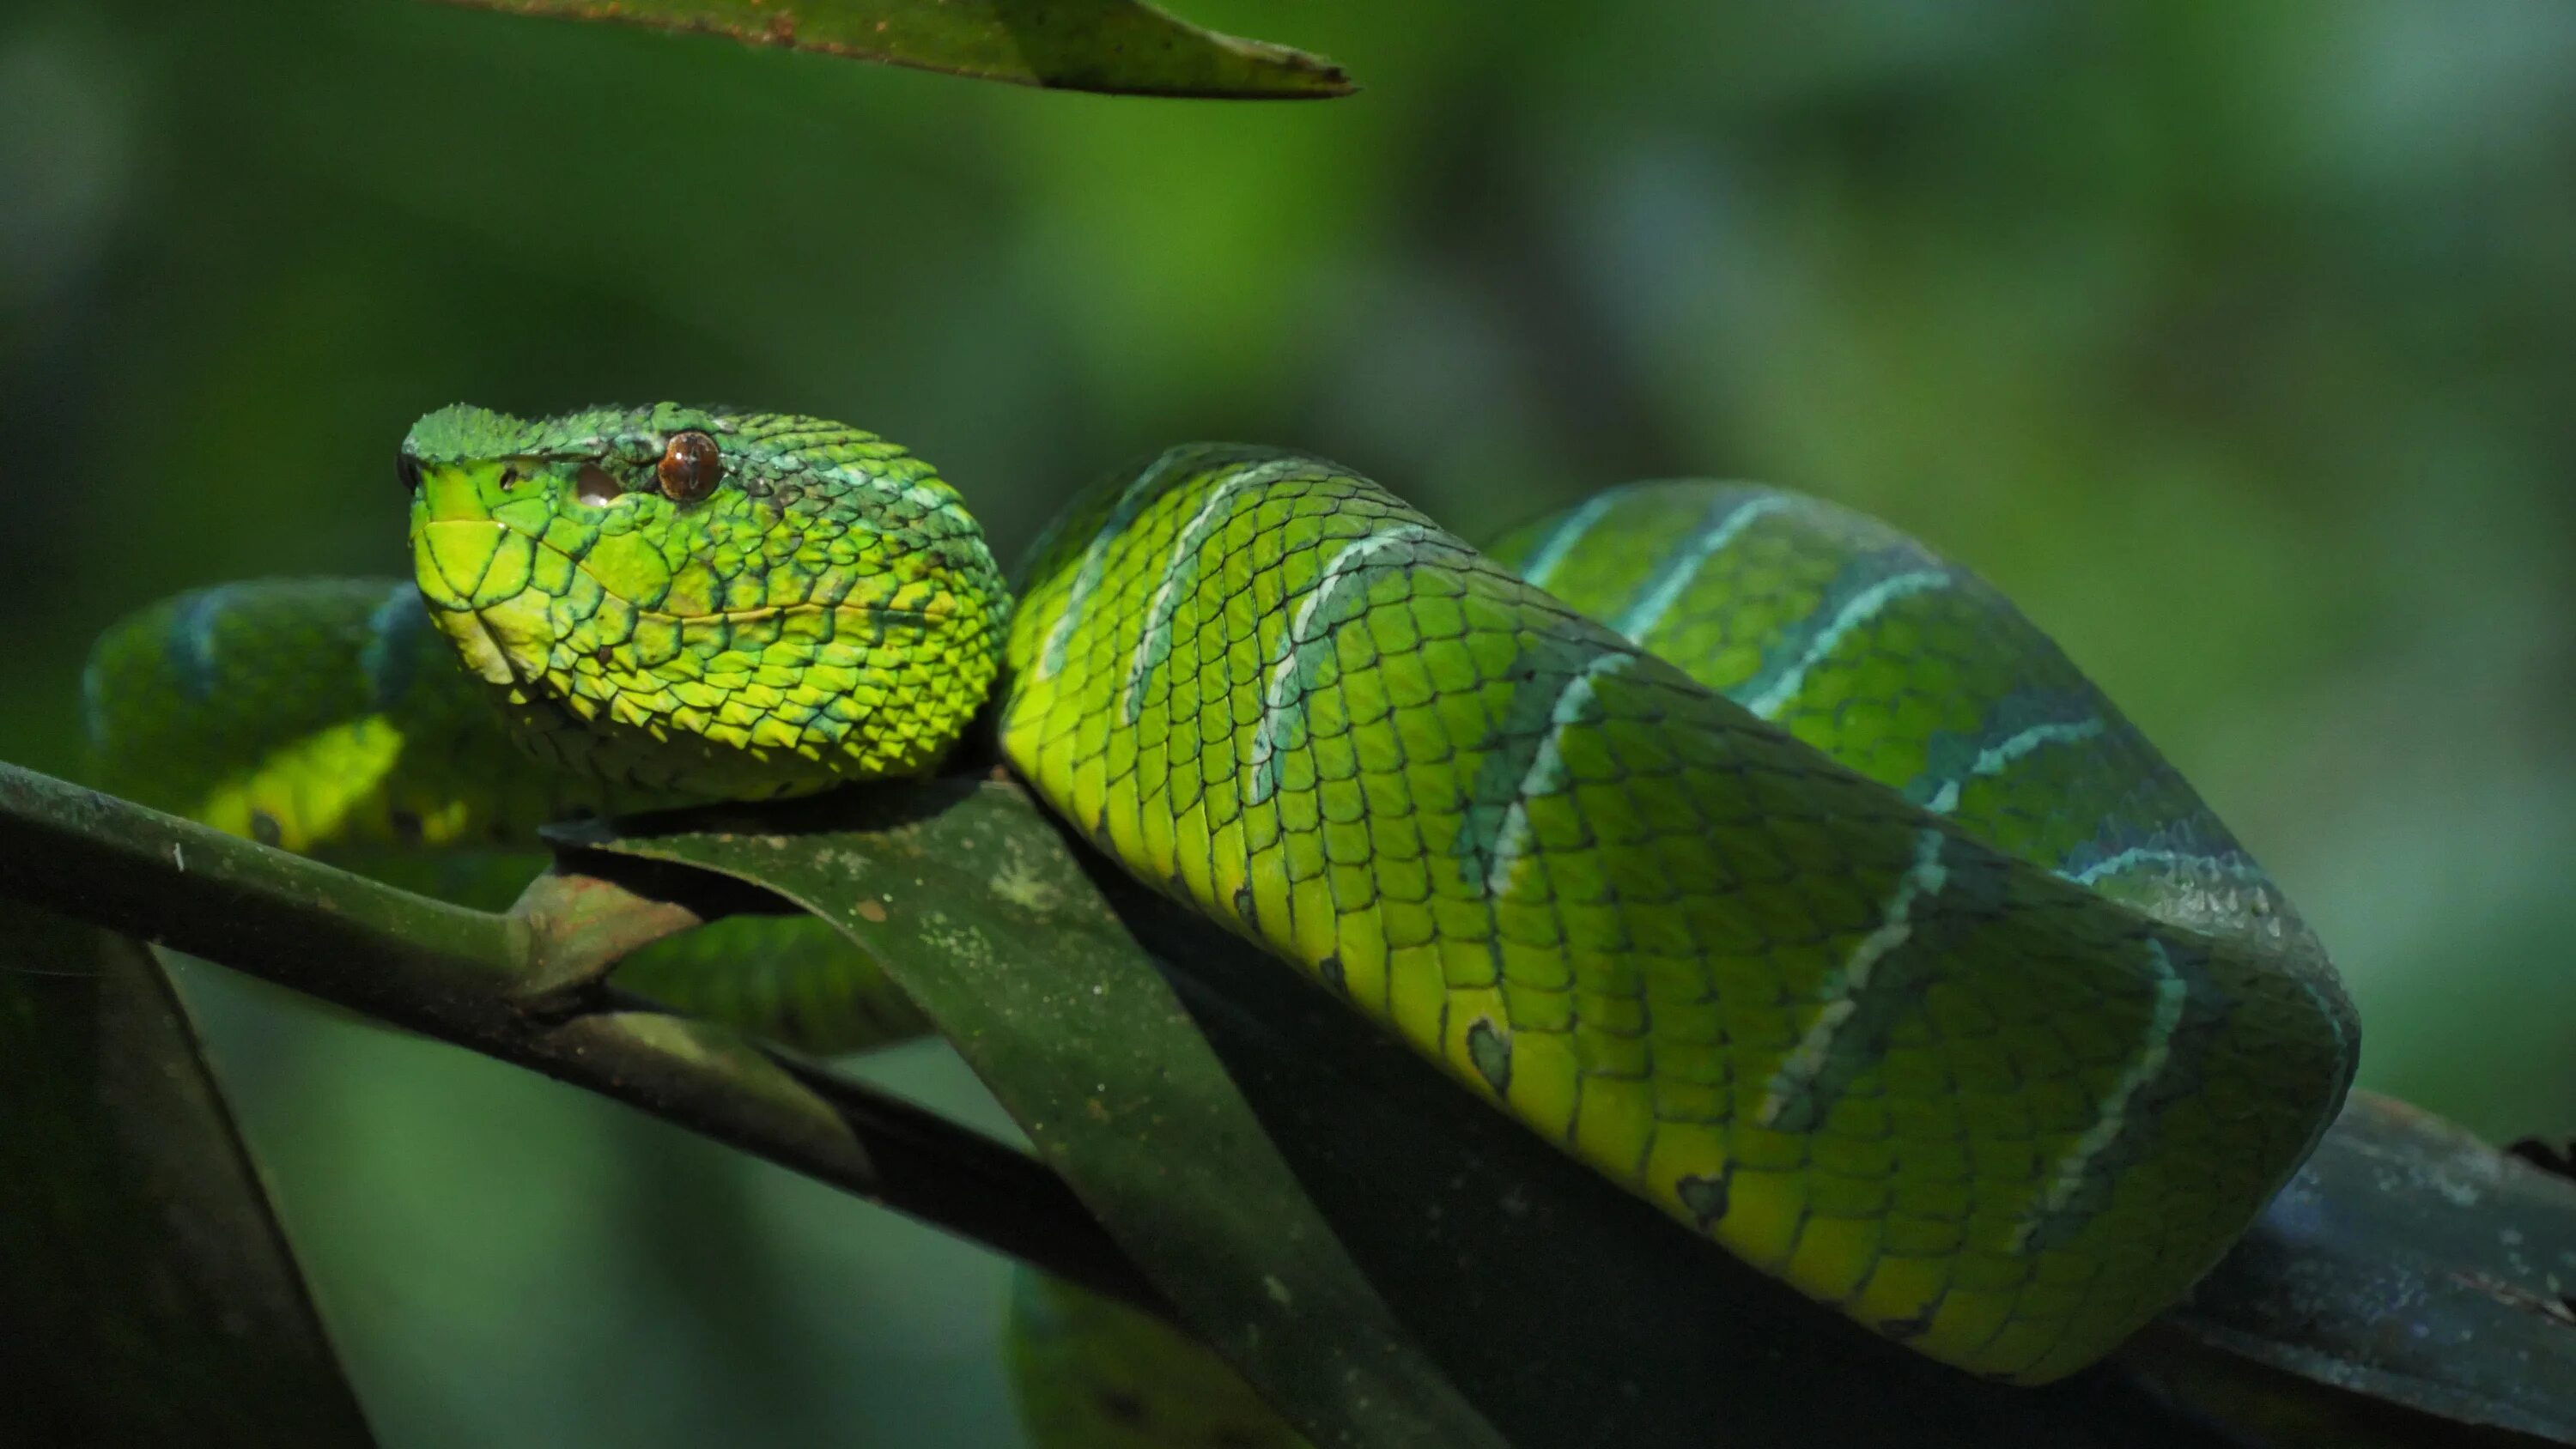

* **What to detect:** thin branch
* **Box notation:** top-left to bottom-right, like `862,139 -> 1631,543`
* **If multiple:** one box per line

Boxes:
0,761 -> 1164,1314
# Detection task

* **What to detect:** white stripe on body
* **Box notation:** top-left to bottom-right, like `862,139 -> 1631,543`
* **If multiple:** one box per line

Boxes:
1607,495 -> 1790,644
1755,828 -> 1950,1128
1482,652 -> 1640,896
2066,845 -> 2265,888
1120,460 -> 1305,722
1242,524 -> 1440,805
1032,449 -> 1198,683
1923,718 -> 2107,814
1515,493 -> 1620,591
1742,569 -> 1951,720
2013,940 -> 2188,1252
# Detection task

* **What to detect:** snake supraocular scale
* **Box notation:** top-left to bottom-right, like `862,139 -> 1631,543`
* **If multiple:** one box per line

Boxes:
85,404 -> 2355,1394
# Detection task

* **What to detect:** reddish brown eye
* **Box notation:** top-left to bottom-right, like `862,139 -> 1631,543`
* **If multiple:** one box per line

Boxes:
658,430 -> 722,502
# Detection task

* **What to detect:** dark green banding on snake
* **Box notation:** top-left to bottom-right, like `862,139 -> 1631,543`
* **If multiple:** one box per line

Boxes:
1756,828 -> 1955,1134
1506,483 -> 2321,968
1033,446 -> 1204,685
2012,938 -> 2189,1252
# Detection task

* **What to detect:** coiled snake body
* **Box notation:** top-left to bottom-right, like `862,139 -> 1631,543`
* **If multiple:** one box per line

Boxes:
87,404 -> 2355,1401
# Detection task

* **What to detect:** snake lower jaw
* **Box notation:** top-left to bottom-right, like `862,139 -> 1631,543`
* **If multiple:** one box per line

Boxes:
425,597 -> 531,688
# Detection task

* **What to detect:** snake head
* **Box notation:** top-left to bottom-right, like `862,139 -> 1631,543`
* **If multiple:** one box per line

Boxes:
401,403 -> 1007,797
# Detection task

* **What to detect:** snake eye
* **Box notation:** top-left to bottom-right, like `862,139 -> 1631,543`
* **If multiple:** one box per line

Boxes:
658,430 -> 722,503
396,450 -> 422,492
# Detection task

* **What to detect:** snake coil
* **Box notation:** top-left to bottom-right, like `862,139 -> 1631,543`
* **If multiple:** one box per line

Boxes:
87,405 -> 2355,1394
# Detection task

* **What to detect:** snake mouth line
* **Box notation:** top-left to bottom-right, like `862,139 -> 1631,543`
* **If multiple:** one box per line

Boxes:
598,596 -> 951,628
548,530 -> 958,630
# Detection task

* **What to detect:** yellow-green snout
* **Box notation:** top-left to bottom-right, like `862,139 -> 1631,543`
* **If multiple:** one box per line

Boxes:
414,462 -> 550,688
406,452 -> 999,798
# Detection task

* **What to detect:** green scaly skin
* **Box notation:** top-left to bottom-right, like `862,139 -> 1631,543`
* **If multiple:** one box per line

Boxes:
1002,446 -> 2355,1383
85,405 -> 2357,1414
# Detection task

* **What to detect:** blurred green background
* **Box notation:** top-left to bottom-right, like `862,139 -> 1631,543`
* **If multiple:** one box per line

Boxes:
5,1 -> 2573,1442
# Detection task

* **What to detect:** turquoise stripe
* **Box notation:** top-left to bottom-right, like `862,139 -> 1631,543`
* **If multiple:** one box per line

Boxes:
2063,842 -> 2265,889
1606,493 -> 1788,644
1755,835 -> 2013,1136
1734,555 -> 1953,720
166,584 -> 240,703
361,585 -> 435,710
1451,645 -> 1637,894
1036,447 -> 1200,682
1243,524 -> 1443,807
1905,689 -> 2107,815
1120,460 -> 1296,724
1513,491 -> 1622,590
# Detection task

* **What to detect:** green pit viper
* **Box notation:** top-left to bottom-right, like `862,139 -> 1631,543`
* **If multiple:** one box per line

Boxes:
84,403 -> 2358,1440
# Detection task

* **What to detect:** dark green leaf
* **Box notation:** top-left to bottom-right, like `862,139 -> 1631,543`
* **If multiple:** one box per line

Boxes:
562,778 -> 1501,1449
0,902 -> 375,1447
427,0 -> 1353,98
2132,1091 -> 2576,1446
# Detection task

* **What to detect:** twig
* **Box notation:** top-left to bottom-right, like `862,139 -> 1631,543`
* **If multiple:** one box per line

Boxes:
0,760 -> 1165,1315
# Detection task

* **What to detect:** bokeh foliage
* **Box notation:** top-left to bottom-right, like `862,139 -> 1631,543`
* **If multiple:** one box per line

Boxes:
5,1 -> 2573,1443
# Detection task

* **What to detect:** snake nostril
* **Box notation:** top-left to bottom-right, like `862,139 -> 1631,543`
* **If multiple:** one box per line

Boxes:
397,449 -> 422,493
